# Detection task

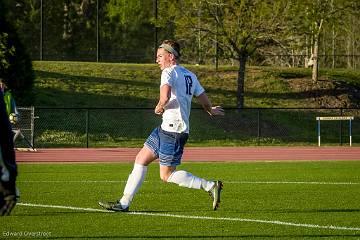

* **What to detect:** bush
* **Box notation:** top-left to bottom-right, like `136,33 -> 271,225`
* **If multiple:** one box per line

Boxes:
0,0 -> 34,105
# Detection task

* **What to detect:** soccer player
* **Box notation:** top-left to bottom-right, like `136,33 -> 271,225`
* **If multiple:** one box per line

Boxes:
1,80 -> 19,124
99,40 -> 225,212
1,80 -> 20,143
0,79 -> 18,216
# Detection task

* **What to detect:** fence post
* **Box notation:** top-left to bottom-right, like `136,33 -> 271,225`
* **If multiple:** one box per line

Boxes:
86,109 -> 89,148
317,117 -> 321,147
40,0 -> 43,60
340,108 -> 343,145
30,106 -> 35,147
96,0 -> 99,62
32,106 -> 36,148
153,0 -> 158,62
257,109 -> 261,146
349,117 -> 352,146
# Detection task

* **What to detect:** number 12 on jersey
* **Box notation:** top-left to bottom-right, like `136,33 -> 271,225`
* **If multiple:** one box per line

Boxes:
185,75 -> 193,95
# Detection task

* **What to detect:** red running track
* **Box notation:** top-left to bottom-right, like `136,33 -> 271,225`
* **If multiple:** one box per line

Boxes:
16,147 -> 360,163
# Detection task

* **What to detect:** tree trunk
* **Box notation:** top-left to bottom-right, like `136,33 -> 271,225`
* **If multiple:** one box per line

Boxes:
237,53 -> 247,108
312,34 -> 319,82
346,30 -> 351,68
312,19 -> 323,82
332,24 -> 335,68
63,0 -> 71,40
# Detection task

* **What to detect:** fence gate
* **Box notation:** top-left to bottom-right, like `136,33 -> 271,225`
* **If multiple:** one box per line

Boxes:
14,106 -> 36,151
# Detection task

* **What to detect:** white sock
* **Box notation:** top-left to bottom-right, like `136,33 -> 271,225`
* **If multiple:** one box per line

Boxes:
120,163 -> 147,207
167,170 -> 213,190
201,179 -> 215,192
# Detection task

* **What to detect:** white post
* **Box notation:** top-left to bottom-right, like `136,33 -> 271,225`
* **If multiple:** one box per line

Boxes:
317,118 -> 321,147
349,118 -> 352,147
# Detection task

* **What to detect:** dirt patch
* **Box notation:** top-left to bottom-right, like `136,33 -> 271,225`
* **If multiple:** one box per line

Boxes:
288,77 -> 360,108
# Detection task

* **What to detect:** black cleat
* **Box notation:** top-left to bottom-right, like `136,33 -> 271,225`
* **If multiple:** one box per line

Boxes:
208,180 -> 223,210
98,201 -> 129,212
0,194 -> 17,216
0,182 -> 18,216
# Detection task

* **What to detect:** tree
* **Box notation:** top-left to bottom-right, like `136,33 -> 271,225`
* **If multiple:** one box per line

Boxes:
101,0 -> 155,62
171,0 -> 290,108
0,0 -> 34,104
289,0 -> 356,81
4,0 -> 41,59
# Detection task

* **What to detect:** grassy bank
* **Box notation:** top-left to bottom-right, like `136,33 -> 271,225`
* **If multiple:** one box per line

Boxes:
26,61 -> 360,147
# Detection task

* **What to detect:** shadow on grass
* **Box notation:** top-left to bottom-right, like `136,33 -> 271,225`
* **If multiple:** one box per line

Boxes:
35,70 -> 159,88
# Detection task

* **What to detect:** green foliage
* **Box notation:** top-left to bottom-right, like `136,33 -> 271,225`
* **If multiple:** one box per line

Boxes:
0,0 -> 34,104
106,0 -> 142,25
2,0 -> 359,69
171,0 -> 290,62
0,32 -> 15,70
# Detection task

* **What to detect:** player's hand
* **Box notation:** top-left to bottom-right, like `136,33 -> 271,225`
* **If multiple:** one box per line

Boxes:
154,105 -> 164,115
210,106 -> 225,116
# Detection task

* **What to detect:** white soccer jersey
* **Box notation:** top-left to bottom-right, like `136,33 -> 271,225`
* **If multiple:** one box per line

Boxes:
160,65 -> 204,133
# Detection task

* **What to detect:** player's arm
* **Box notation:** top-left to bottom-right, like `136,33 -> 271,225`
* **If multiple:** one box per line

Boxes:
196,92 -> 224,116
155,84 -> 171,115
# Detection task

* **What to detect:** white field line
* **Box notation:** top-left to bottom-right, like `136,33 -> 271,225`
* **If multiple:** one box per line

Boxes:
18,180 -> 126,183
227,181 -> 360,185
18,202 -> 360,232
18,180 -> 359,185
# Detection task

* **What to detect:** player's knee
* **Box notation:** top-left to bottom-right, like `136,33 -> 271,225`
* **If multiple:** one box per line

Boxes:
160,171 -> 173,182
135,153 -> 150,166
134,154 -> 143,163
160,165 -> 176,183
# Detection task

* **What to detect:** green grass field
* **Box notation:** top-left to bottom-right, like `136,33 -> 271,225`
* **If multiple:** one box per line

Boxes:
2,161 -> 360,239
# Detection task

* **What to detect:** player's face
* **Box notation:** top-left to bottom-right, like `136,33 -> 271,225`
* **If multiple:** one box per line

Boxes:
156,48 -> 172,70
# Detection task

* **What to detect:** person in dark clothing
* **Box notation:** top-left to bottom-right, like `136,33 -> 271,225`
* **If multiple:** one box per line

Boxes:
0,79 -> 18,216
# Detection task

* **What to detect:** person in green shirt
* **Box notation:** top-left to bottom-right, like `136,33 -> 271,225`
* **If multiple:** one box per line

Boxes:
0,80 -> 18,124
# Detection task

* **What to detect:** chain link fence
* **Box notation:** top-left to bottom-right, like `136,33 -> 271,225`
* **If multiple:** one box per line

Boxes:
12,107 -> 359,148
12,107 -> 35,149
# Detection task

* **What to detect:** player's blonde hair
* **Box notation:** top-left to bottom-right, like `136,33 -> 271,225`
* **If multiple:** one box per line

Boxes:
160,40 -> 181,59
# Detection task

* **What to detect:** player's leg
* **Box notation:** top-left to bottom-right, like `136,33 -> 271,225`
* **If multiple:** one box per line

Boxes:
158,128 -> 213,189
12,129 -> 21,143
158,128 -> 223,210
99,127 -> 160,212
164,166 -> 214,190
118,146 -> 156,209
